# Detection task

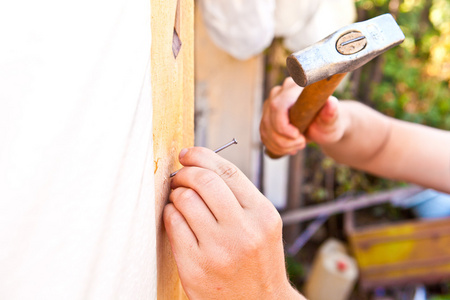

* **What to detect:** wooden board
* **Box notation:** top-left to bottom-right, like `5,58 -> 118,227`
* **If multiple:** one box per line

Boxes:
194,5 -> 264,186
151,0 -> 194,298
347,215 -> 450,289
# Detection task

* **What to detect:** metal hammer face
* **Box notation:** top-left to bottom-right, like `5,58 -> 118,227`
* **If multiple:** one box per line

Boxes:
287,14 -> 405,87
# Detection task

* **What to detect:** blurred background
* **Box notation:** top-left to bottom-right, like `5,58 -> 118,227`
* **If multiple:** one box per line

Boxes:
194,0 -> 450,299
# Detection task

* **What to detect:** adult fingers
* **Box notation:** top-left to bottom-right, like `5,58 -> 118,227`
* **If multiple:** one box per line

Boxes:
170,187 -> 218,243
176,147 -> 262,208
163,203 -> 199,252
171,166 -> 244,223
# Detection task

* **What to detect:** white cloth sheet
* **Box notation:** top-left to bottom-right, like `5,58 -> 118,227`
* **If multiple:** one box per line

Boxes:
277,0 -> 357,52
198,0 -> 276,60
0,0 -> 156,298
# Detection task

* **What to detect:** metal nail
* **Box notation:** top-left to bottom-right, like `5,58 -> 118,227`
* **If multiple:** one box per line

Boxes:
169,138 -> 238,178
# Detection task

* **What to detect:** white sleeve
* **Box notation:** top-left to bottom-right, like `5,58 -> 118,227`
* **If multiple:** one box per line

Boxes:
198,0 -> 276,60
275,0 -> 356,52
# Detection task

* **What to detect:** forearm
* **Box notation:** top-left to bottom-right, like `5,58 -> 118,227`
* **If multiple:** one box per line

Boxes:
320,101 -> 392,169
366,118 -> 450,192
321,101 -> 450,193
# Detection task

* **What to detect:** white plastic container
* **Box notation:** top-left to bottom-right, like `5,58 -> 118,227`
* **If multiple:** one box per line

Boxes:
304,239 -> 358,300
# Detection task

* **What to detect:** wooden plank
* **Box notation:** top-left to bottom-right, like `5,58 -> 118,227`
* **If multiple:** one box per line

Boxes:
347,215 -> 450,289
194,5 -> 264,186
350,219 -> 450,267
151,0 -> 194,298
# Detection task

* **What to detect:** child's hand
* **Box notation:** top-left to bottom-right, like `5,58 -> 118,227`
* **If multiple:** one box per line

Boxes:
260,77 -> 346,156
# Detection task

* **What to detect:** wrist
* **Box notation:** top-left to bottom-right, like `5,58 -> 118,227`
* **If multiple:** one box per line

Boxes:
271,282 -> 306,300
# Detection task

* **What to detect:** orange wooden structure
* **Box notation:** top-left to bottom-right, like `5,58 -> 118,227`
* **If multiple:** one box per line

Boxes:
346,212 -> 450,290
151,0 -> 194,298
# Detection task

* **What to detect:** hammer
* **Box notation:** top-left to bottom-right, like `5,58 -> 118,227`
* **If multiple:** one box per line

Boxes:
267,14 -> 405,158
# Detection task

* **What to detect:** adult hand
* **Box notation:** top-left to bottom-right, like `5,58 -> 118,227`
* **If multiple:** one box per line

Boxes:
260,77 -> 346,156
164,147 -> 304,300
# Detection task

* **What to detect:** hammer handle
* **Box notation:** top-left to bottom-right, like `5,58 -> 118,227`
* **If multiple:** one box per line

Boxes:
266,73 -> 346,159
289,73 -> 346,133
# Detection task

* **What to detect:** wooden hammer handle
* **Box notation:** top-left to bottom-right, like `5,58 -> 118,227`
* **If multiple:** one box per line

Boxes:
266,73 -> 346,159
289,73 -> 346,133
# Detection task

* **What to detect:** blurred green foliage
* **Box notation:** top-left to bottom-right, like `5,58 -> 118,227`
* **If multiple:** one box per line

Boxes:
285,255 -> 305,288
430,296 -> 450,300
356,0 -> 450,128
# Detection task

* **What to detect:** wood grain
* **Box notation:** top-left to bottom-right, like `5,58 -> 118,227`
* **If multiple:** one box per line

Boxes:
347,216 -> 450,290
151,0 -> 193,298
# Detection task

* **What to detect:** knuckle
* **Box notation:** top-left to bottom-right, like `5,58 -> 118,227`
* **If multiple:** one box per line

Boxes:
184,265 -> 208,289
177,188 -> 198,203
216,250 -> 238,275
268,98 -> 281,112
215,250 -> 234,270
272,135 -> 285,148
164,205 -> 183,228
199,249 -> 235,277
260,120 -> 273,138
273,123 -> 287,136
273,115 -> 288,133
264,208 -> 283,238
242,231 -> 264,255
267,211 -> 283,236
282,77 -> 295,87
216,163 -> 239,180
190,261 -> 208,281
268,85 -> 281,98
255,202 -> 283,237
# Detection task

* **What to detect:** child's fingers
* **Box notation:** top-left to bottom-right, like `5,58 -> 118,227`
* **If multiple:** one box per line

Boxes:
317,96 -> 339,125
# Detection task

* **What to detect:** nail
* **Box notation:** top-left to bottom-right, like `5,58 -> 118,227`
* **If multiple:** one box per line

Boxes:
169,138 -> 238,178
213,138 -> 238,153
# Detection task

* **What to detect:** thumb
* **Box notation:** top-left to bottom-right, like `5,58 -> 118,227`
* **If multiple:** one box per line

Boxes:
316,96 -> 339,126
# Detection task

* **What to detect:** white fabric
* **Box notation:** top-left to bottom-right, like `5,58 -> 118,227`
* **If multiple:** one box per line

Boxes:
198,0 -> 276,60
0,0 -> 156,299
274,0 -> 320,38
276,0 -> 357,52
198,0 -> 355,58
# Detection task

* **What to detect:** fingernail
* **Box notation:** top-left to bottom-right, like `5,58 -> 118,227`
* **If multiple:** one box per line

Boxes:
179,148 -> 188,159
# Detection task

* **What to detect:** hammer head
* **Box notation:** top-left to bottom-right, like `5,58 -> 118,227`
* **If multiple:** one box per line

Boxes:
287,14 -> 405,87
